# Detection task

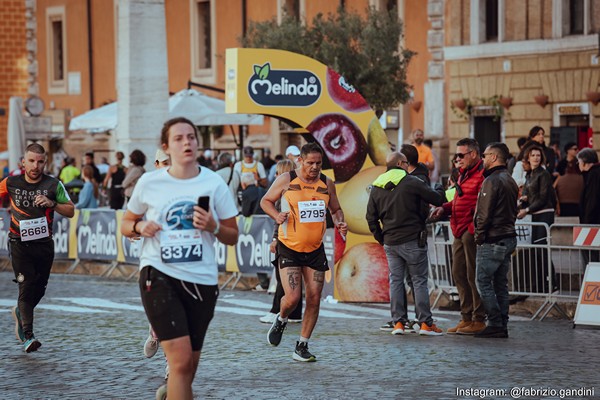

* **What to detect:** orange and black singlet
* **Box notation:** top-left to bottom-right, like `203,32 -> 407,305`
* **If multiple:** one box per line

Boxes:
0,175 -> 71,240
278,170 -> 329,253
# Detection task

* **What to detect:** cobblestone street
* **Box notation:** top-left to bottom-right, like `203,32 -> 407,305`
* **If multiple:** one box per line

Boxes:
0,271 -> 598,400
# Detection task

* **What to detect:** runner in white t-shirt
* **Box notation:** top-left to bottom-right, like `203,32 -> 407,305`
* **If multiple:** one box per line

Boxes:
120,117 -> 238,400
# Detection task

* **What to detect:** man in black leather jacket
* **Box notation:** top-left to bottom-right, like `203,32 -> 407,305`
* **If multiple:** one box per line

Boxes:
473,142 -> 518,338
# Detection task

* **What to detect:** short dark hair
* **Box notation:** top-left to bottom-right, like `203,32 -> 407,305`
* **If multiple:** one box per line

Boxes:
26,143 -> 46,155
456,138 -> 480,155
160,117 -> 198,146
301,142 -> 323,158
517,136 -> 528,148
563,142 -> 577,153
85,151 -> 94,158
486,142 -> 510,164
400,144 -> 418,166
577,148 -> 599,164
129,149 -> 146,166
423,139 -> 433,148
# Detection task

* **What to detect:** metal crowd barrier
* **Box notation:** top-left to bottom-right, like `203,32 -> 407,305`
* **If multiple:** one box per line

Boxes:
428,221 -> 596,321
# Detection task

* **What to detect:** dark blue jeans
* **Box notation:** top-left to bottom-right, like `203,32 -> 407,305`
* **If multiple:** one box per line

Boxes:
475,237 -> 517,328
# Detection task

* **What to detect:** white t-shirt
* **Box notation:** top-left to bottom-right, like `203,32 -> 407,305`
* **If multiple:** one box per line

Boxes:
233,160 -> 266,186
127,167 -> 238,285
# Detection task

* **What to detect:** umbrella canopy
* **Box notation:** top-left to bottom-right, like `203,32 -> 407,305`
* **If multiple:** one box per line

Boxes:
68,102 -> 117,133
168,89 -> 263,125
68,89 -> 263,133
7,97 -> 26,171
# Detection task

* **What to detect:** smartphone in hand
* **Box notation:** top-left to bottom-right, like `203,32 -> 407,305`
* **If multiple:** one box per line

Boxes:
197,196 -> 210,211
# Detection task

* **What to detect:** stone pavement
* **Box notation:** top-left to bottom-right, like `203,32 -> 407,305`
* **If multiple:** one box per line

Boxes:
0,271 -> 598,400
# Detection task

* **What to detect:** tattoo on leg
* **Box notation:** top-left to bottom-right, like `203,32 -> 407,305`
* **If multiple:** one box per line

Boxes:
313,271 -> 325,283
288,271 -> 299,290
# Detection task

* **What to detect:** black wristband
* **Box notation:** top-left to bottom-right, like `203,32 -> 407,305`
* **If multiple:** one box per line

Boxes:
132,219 -> 142,235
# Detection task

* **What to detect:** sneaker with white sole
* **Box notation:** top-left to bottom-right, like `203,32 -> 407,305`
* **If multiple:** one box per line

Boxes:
259,312 -> 277,324
288,318 -> 303,323
11,306 -> 25,343
267,314 -> 287,346
293,341 -> 316,362
144,326 -> 159,358
23,336 -> 41,353
164,363 -> 169,381
391,321 -> 405,335
419,322 -> 443,336
379,321 -> 395,332
405,320 -> 420,333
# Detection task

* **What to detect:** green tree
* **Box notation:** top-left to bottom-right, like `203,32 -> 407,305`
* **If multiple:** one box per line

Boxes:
240,6 -> 415,115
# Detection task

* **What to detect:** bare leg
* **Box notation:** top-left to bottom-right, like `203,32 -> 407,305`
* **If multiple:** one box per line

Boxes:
300,269 -> 324,339
160,336 -> 199,400
279,267 -> 302,319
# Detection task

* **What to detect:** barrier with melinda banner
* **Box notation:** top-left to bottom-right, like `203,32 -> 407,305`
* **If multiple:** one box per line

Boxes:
226,48 -> 391,302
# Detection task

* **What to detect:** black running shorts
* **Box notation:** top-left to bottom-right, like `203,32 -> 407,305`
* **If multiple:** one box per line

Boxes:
139,266 -> 218,351
277,241 -> 329,272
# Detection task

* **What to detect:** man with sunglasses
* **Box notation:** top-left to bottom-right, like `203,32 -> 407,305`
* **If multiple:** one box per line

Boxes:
473,143 -> 518,338
431,138 -> 486,335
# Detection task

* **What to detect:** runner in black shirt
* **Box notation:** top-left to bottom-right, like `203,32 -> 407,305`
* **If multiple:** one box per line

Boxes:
0,143 -> 75,352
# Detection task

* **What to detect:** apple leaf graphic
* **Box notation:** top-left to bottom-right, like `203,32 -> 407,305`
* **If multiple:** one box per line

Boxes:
253,63 -> 270,80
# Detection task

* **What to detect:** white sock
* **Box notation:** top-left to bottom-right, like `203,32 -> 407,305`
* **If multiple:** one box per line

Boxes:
278,315 -> 288,323
299,336 -> 309,343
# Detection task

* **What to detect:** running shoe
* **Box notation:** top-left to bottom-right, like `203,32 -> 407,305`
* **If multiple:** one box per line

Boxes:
23,336 -> 41,353
293,341 -> 316,362
144,326 -> 159,358
419,322 -> 443,336
11,306 -> 25,343
259,312 -> 277,324
405,320 -> 421,333
391,321 -> 405,335
164,363 -> 169,381
288,317 -> 303,324
379,321 -> 395,332
267,314 -> 287,346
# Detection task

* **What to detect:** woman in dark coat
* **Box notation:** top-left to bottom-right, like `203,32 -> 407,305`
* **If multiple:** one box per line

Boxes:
517,145 -> 557,293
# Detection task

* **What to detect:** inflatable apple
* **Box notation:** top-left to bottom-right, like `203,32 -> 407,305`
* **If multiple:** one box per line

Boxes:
334,229 -> 346,264
367,117 -> 391,166
338,166 -> 386,235
335,242 -> 389,302
326,68 -> 371,113
307,113 -> 367,183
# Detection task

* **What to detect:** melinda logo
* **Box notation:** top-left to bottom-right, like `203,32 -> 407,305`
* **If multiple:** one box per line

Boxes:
248,63 -> 321,106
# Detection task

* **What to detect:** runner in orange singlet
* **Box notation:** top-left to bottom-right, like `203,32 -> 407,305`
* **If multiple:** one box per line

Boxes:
261,143 -> 347,362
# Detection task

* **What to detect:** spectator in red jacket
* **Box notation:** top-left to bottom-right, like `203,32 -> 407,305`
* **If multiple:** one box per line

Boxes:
432,138 -> 486,335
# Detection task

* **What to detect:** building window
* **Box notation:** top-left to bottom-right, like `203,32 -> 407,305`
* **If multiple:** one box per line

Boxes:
191,0 -> 215,83
485,0 -> 499,41
372,0 -> 397,11
569,0 -> 585,34
277,0 -> 304,23
46,6 -> 67,94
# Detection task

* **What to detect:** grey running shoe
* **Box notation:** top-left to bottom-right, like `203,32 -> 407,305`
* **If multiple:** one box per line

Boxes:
267,314 -> 287,346
11,306 -> 25,343
293,341 -> 316,362
23,336 -> 41,353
